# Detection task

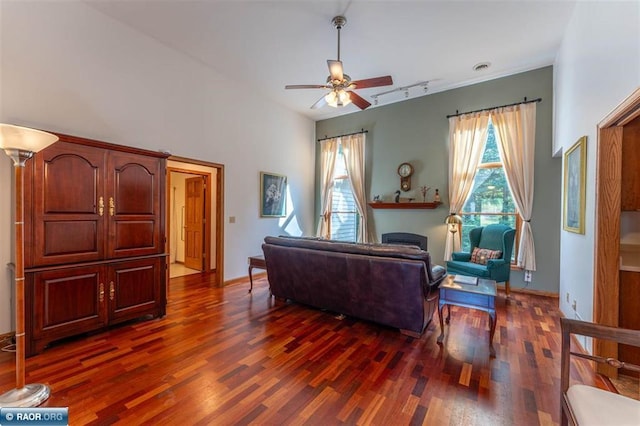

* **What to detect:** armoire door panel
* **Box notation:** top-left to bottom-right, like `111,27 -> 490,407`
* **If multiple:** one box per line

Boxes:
113,164 -> 155,214
107,152 -> 162,258
31,266 -> 106,340
112,221 -> 156,250
30,142 -> 106,266
43,155 -> 99,213
108,257 -> 162,323
43,220 -> 99,256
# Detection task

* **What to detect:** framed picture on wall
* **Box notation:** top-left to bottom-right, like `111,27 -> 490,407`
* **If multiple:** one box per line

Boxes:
260,172 -> 287,217
563,136 -> 586,234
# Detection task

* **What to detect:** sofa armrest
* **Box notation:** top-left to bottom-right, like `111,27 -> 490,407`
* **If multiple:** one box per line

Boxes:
451,252 -> 471,261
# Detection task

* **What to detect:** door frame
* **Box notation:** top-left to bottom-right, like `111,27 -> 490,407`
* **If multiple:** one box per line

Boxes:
166,156 -> 224,287
594,87 -> 640,375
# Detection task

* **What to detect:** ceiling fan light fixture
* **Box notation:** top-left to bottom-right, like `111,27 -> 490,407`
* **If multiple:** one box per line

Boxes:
325,89 -> 351,108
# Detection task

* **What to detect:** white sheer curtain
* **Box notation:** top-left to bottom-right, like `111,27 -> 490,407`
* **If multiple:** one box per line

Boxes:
445,111 -> 491,261
341,133 -> 373,243
492,102 -> 537,271
316,138 -> 338,239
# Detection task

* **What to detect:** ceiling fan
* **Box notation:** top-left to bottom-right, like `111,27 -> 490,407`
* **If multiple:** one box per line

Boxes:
285,16 -> 393,110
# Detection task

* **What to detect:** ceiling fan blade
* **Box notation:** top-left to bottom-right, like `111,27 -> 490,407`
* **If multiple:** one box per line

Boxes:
310,94 -> 328,109
351,75 -> 393,89
348,91 -> 371,110
285,84 -> 327,89
327,60 -> 344,81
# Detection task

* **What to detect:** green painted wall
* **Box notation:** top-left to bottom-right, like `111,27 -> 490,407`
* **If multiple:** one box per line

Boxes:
315,67 -> 560,293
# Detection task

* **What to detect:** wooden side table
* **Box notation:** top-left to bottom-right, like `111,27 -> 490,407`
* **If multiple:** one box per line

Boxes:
247,255 -> 266,293
437,275 -> 497,357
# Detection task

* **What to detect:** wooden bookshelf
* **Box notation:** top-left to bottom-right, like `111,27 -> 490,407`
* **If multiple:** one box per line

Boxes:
368,201 -> 442,209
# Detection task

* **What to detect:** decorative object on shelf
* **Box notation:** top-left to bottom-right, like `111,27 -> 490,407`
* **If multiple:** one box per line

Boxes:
0,123 -> 58,407
373,195 -> 381,202
260,172 -> 287,217
563,136 -> 586,234
368,201 -> 441,209
397,162 -> 413,191
445,213 -> 463,234
394,190 -> 401,203
420,186 -> 431,202
434,188 -> 441,203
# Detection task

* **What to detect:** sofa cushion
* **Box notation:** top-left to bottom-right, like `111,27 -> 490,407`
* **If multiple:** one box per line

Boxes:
470,248 -> 502,265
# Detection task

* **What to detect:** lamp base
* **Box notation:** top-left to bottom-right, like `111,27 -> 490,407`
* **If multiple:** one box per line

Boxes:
0,383 -> 50,407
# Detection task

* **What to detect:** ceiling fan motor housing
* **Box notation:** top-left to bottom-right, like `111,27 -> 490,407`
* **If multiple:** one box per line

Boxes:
332,16 -> 347,29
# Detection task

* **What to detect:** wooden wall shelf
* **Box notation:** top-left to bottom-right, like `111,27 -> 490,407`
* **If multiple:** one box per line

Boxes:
368,202 -> 442,210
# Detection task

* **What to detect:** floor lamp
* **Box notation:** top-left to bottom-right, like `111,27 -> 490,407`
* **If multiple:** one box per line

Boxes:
0,123 -> 58,407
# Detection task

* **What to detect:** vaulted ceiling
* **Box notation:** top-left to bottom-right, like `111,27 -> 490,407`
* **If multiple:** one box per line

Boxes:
86,1 -> 576,121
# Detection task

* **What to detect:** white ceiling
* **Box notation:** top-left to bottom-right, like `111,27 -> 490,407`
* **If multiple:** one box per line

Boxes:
85,0 -> 576,121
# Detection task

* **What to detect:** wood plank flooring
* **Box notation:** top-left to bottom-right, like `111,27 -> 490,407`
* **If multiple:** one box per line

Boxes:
0,274 -> 607,425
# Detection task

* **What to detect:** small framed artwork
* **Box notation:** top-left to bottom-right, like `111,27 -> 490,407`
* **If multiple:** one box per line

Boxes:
563,136 -> 586,234
260,172 -> 287,217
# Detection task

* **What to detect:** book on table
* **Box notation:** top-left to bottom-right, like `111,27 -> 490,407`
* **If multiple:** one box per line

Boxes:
453,275 -> 478,285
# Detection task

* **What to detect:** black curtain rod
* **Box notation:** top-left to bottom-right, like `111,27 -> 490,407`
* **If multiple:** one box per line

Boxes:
446,97 -> 542,119
317,129 -> 368,142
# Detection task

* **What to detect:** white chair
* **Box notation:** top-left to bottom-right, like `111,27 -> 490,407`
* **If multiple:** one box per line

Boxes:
561,318 -> 640,425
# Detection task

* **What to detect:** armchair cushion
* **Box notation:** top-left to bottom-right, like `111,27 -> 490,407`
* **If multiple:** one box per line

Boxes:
470,248 -> 502,265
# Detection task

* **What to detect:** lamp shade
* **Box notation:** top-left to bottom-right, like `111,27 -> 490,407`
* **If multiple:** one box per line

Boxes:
445,213 -> 462,225
0,124 -> 58,153
445,213 -> 463,234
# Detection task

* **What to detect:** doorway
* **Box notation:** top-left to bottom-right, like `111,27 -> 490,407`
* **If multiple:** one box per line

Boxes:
594,88 -> 640,376
166,157 -> 224,288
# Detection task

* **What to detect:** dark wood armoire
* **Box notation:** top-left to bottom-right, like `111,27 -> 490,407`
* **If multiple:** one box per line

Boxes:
23,133 -> 169,356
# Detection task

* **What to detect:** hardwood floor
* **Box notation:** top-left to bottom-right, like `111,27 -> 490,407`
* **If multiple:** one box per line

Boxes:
0,274 -> 605,425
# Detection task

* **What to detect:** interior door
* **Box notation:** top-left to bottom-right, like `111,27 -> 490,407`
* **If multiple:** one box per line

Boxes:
184,176 -> 205,270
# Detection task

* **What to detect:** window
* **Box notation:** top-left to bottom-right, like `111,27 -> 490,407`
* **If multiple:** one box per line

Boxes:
329,145 -> 358,241
460,123 -> 519,262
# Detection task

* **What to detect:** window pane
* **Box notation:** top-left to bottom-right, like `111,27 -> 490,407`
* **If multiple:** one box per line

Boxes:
481,123 -> 500,163
330,177 -> 358,242
463,168 -> 515,214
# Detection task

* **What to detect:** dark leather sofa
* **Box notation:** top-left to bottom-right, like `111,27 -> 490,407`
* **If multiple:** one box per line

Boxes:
262,236 -> 446,337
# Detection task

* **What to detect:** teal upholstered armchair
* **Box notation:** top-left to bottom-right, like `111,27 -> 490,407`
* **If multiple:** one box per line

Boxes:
446,224 -> 516,295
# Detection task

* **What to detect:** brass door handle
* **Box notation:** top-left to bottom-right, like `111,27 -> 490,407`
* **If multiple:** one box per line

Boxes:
109,282 -> 115,301
99,283 -> 104,303
109,197 -> 115,216
98,197 -> 104,216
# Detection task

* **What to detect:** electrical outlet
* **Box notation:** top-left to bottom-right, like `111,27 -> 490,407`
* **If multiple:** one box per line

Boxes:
524,270 -> 532,282
229,216 -> 236,224
566,292 -> 570,303
572,300 -> 577,311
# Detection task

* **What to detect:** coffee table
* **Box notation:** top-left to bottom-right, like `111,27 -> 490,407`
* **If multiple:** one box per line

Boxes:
437,275 -> 497,357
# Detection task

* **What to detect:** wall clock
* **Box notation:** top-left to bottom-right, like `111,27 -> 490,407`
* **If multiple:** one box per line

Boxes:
398,162 -> 413,191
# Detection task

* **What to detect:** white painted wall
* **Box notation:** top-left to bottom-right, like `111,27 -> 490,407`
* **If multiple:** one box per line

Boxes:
0,2 -> 315,334
554,1 -> 640,323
